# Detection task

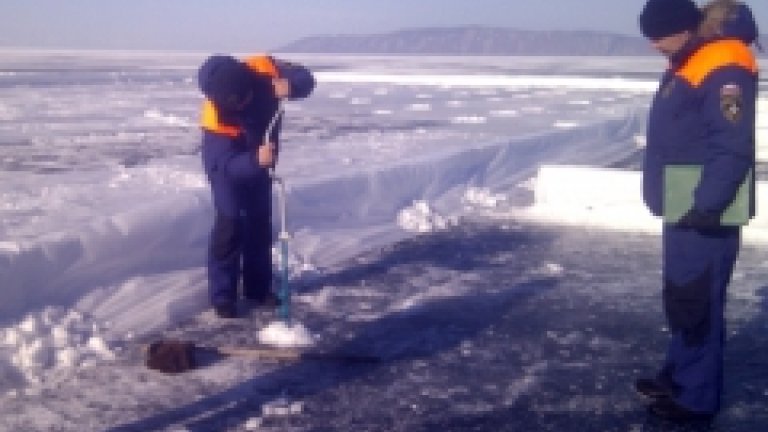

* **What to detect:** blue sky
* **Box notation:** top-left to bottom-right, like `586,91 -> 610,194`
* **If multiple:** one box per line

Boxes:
0,0 -> 762,52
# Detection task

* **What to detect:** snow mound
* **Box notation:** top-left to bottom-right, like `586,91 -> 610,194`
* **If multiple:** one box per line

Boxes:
397,200 -> 454,233
511,164 -> 768,242
0,307 -> 115,387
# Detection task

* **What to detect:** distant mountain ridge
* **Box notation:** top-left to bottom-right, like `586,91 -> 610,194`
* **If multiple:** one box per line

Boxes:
278,26 -> 768,57
279,27 -> 652,56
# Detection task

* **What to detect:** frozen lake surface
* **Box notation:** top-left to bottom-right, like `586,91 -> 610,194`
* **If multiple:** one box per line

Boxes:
0,50 -> 766,431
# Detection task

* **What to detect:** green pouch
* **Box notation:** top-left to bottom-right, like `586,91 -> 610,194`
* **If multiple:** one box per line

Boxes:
663,165 -> 751,226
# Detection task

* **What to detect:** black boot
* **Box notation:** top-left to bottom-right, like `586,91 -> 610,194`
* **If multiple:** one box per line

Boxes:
635,378 -> 673,400
648,398 -> 714,422
214,302 -> 237,319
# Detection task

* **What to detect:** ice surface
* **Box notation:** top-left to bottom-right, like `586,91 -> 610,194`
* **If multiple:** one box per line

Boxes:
0,50 -> 766,430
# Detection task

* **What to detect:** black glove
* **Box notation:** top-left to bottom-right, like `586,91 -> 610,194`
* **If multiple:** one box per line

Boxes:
677,208 -> 721,228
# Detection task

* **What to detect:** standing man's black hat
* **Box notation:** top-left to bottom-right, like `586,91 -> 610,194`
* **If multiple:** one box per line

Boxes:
640,0 -> 703,39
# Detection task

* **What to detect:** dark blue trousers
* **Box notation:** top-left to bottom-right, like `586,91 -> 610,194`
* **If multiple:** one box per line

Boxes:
202,132 -> 273,307
659,224 -> 740,414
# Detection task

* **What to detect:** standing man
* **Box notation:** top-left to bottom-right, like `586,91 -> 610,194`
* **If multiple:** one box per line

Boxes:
198,54 -> 315,318
636,0 -> 758,422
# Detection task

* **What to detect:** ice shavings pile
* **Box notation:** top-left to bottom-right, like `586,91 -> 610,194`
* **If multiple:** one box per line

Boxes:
0,306 -> 115,389
257,321 -> 315,348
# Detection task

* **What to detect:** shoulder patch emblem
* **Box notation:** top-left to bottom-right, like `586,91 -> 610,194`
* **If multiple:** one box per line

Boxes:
720,83 -> 743,123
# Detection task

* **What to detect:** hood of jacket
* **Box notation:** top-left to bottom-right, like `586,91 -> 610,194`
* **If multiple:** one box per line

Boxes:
197,55 -> 256,111
700,1 -> 758,45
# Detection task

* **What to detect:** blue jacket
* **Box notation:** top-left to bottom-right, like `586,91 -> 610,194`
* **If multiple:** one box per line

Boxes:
643,12 -> 759,219
199,55 -> 315,182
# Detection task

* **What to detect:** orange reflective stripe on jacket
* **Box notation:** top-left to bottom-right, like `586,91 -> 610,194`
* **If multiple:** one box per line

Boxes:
200,55 -> 279,137
200,100 -> 241,137
244,55 -> 279,77
676,39 -> 757,87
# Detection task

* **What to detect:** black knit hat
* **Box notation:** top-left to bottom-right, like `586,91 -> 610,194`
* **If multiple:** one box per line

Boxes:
197,55 -> 255,111
640,0 -> 702,40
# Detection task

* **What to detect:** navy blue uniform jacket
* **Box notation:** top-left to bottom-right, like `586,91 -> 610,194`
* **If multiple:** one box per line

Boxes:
643,36 -> 758,220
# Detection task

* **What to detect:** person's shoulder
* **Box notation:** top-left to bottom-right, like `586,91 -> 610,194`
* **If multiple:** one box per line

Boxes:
679,39 -> 756,88
704,61 -> 757,90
